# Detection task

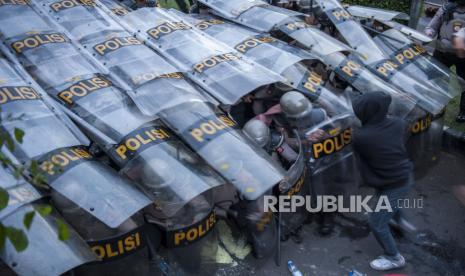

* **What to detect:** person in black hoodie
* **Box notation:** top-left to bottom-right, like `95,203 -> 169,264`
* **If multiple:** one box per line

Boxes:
352,92 -> 414,271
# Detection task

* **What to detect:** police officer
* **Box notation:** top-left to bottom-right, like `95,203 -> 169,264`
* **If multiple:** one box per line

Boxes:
425,0 -> 465,122
280,91 -> 342,235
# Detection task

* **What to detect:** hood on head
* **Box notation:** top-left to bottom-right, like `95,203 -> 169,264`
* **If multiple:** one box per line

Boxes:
352,91 -> 391,125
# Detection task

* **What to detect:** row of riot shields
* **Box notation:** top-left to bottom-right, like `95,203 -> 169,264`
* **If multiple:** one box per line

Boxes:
0,1 -> 225,273
0,0 -> 295,272
196,0 -> 454,176
170,11 -> 351,116
38,0 -> 286,199
95,0 -> 361,256
0,53 -> 152,275
104,1 -> 285,106
307,0 -> 458,175
311,0 -> 456,115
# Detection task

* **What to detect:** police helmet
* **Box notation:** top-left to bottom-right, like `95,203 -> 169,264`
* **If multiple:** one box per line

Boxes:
280,91 -> 313,119
243,119 -> 271,148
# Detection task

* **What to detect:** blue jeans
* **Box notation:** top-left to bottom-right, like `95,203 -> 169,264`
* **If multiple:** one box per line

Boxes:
369,175 -> 413,257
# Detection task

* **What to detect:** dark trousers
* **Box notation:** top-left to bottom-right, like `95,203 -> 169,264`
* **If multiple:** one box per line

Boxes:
369,175 -> 413,257
433,51 -> 465,112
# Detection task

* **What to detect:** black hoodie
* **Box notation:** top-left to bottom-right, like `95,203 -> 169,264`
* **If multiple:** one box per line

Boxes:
352,92 -> 413,190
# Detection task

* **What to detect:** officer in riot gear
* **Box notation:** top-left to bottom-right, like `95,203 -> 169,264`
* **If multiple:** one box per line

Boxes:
280,91 -> 342,235
425,0 -> 465,122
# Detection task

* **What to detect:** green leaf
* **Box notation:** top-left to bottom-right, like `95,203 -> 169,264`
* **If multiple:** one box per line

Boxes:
4,134 -> 14,152
23,211 -> 35,230
6,226 -> 28,252
0,187 -> 8,211
13,128 -> 24,144
0,223 -> 6,250
35,204 -> 52,217
57,220 -> 69,241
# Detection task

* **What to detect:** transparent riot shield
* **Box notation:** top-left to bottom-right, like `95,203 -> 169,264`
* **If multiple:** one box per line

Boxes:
0,56 -> 152,229
344,4 -> 431,42
0,166 -> 97,276
198,0 -> 266,19
0,3 -> 52,39
374,29 -> 464,99
41,0 -> 124,40
114,7 -> 284,105
299,113 -> 360,210
177,12 -> 314,75
52,197 -> 152,276
198,0 -> 303,32
159,101 -> 285,200
281,62 -> 352,116
277,133 -> 308,238
375,20 -> 433,44
346,5 -> 410,21
405,109 -> 444,179
313,0 -> 387,64
151,192 -> 219,273
323,52 -> 418,120
303,113 -> 356,175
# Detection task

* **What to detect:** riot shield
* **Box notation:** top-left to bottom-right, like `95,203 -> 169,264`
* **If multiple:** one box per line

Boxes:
51,198 -> 152,276
198,0 -> 302,32
154,192 -> 219,273
323,52 -> 417,119
0,166 -> 97,276
374,29 -> 464,99
313,0 -> 388,64
297,113 -> 360,215
41,0 -> 124,40
346,5 -> 409,21
0,3 -> 53,39
281,62 -> 352,115
0,53 -> 152,229
176,12 -> 314,75
277,133 -> 308,238
159,101 -> 285,200
303,113 -> 356,175
198,0 -> 266,19
406,110 -> 444,179
376,20 -> 433,43
115,7 -> 284,105
344,4 -> 431,42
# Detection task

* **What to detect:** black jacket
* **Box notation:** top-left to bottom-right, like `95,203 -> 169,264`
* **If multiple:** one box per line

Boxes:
352,92 -> 413,190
